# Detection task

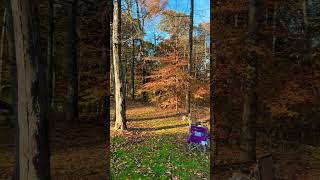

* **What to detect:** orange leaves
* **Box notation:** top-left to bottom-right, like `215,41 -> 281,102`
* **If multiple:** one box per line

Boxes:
264,81 -> 313,117
142,53 -> 190,107
140,0 -> 168,18
192,85 -> 209,99
268,103 -> 298,117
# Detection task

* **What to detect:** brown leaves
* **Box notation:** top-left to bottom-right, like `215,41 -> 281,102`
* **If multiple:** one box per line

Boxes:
264,81 -> 313,117
192,84 -> 209,99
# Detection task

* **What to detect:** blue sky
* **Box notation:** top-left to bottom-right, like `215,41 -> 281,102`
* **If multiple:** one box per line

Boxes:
143,0 -> 210,43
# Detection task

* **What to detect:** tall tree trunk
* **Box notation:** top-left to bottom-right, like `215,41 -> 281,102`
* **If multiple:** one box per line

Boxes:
134,0 -> 147,102
111,51 -> 116,121
124,52 -> 128,97
265,8 -> 268,26
141,50 -> 147,102
131,39 -> 135,100
302,0 -> 312,65
65,0 -> 79,123
186,0 -> 194,114
272,0 -> 277,57
113,0 -> 127,130
0,8 -> 7,98
210,0 -> 218,176
47,0 -> 54,109
240,0 -> 261,162
102,1 -> 112,175
234,13 -> 238,27
10,0 -> 50,178
130,0 -> 135,100
4,0 -> 18,178
140,28 -> 146,102
101,0 -> 112,127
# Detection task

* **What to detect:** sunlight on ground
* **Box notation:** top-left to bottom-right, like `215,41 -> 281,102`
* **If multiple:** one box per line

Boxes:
110,103 -> 210,179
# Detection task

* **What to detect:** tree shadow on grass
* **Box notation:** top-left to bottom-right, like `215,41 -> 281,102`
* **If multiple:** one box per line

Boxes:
130,123 -> 188,132
128,113 -> 183,122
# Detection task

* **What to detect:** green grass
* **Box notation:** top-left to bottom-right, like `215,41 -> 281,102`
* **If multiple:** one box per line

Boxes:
110,104 -> 210,179
111,135 -> 209,179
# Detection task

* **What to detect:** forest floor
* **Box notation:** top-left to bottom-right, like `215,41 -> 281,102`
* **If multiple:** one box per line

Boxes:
0,100 -> 209,180
110,100 -> 210,179
2,101 -> 320,179
0,112 -> 107,179
214,142 -> 320,179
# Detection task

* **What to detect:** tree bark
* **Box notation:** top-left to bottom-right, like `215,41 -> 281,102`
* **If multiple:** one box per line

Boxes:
186,0 -> 194,114
302,0 -> 312,65
272,0 -> 277,57
210,0 -> 218,175
113,0 -> 127,130
234,13 -> 238,27
0,8 -> 7,97
4,0 -> 18,178
101,0 -> 112,128
131,39 -> 135,100
111,51 -> 116,121
10,0 -> 50,178
134,0 -> 147,102
141,50 -> 147,102
125,0 -> 135,100
240,0 -> 261,162
124,51 -> 128,97
103,0 -> 112,164
65,0 -> 79,123
47,0 -> 54,109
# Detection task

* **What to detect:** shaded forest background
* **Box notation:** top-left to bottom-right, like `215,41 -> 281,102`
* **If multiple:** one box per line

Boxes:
213,0 -> 320,147
211,0 -> 320,178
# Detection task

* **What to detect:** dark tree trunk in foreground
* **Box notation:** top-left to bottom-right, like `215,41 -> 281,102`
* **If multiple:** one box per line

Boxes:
65,0 -> 79,123
240,0 -> 261,162
272,0 -> 277,57
113,0 -> 127,130
186,0 -> 194,114
11,0 -> 50,178
102,0 -> 112,177
0,8 -> 6,97
302,0 -> 312,64
101,0 -> 112,127
4,0 -> 18,178
47,0 -> 55,109
210,0 -> 218,177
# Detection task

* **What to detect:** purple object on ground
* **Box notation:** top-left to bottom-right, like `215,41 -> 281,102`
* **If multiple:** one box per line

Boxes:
187,125 -> 208,144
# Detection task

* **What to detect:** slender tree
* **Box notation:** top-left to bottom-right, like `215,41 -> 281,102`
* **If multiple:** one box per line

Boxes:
131,38 -> 135,100
240,0 -> 262,161
272,0 -> 277,57
186,0 -> 194,114
134,0 -> 147,102
210,0 -> 218,176
101,0 -> 113,176
113,0 -> 127,130
129,0 -> 136,100
101,0 -> 112,127
47,0 -> 55,109
0,8 -> 6,97
10,0 -> 50,178
302,0 -> 312,64
4,0 -> 18,178
65,0 -> 79,123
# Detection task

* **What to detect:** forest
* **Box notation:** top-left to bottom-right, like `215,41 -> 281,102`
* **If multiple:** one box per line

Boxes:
212,0 -> 320,179
0,0 -> 319,179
